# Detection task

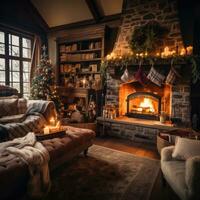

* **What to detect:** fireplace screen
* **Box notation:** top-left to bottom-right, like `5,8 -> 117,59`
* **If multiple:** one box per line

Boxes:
126,92 -> 161,120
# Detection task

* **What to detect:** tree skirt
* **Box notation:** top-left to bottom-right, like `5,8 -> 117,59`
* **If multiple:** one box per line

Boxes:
45,145 -> 160,200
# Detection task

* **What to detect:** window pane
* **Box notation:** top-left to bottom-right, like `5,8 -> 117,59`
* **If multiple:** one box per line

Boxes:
23,72 -> 29,82
23,38 -> 31,48
0,71 -> 5,81
9,45 -> 20,57
10,72 -> 20,82
12,82 -> 20,92
0,32 -> 5,43
12,35 -> 19,46
0,82 -> 5,85
0,43 -> 5,54
23,83 -> 29,93
23,48 -> 31,58
10,60 -> 19,71
23,61 -> 30,72
0,58 -> 5,70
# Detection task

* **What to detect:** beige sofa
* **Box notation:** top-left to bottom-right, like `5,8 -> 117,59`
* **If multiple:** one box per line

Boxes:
161,145 -> 200,200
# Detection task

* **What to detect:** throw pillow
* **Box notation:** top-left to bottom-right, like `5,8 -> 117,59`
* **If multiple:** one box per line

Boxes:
0,98 -> 18,117
147,67 -> 165,87
0,85 -> 18,97
172,137 -> 200,160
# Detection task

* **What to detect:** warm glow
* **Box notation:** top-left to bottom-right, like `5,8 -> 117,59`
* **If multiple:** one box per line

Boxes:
180,48 -> 186,56
138,98 -> 155,113
161,46 -> 175,58
50,117 -> 56,126
82,77 -> 86,88
186,46 -> 193,55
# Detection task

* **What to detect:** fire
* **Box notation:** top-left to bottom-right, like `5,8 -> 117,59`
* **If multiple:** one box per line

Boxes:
138,98 -> 155,113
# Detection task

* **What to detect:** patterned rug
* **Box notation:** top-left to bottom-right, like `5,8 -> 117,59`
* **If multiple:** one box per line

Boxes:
44,145 -> 160,200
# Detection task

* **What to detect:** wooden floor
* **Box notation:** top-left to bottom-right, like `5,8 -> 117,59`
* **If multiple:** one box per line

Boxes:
94,136 -> 160,160
94,136 -> 180,200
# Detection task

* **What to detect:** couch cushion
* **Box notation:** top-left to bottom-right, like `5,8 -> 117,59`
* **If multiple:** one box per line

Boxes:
161,160 -> 187,200
0,154 -> 29,199
0,98 -> 18,117
41,137 -> 75,160
18,98 -> 27,114
0,114 -> 25,124
172,137 -> 200,160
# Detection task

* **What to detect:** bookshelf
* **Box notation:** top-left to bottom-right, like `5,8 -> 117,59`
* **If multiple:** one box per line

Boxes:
56,25 -> 107,118
58,37 -> 104,88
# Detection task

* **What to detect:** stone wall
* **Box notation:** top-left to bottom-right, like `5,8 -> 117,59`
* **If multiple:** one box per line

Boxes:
171,84 -> 191,124
113,0 -> 184,55
105,0 -> 191,126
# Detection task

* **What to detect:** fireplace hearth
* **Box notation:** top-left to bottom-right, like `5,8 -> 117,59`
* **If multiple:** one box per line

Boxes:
126,92 -> 161,120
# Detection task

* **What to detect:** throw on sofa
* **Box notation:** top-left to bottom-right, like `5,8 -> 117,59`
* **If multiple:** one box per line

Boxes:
0,96 -> 56,142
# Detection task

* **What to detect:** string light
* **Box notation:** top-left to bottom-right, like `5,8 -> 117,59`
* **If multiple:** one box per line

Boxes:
105,45 -> 193,61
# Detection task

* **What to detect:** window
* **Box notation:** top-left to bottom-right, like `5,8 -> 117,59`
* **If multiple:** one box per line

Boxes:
0,29 -> 32,97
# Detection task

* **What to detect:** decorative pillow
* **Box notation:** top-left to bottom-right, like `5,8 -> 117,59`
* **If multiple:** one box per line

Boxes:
0,114 -> 25,124
18,98 -> 28,114
147,67 -> 165,86
0,85 -> 18,97
0,98 -> 18,117
172,137 -> 200,160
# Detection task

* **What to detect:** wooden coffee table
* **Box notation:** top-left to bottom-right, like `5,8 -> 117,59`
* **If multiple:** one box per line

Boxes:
36,129 -> 66,141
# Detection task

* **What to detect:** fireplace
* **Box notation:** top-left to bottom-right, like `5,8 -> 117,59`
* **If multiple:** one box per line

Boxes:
126,92 -> 161,120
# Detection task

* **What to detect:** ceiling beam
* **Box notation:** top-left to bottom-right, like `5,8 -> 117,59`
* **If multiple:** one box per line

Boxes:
49,13 -> 121,32
85,0 -> 102,22
122,0 -> 128,13
26,0 -> 49,32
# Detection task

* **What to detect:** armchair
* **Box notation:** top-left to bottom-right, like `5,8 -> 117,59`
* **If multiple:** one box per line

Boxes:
161,146 -> 200,200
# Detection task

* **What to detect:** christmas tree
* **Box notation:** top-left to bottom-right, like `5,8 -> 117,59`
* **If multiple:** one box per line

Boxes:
30,45 -> 64,114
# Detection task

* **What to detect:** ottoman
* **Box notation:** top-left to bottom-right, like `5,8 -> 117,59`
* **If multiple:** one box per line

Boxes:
0,126 -> 95,200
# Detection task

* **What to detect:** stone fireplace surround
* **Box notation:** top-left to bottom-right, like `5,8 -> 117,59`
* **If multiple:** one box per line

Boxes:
107,71 -> 191,125
97,0 -> 192,143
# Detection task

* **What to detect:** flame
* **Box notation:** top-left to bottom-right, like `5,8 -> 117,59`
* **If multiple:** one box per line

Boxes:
138,98 -> 155,113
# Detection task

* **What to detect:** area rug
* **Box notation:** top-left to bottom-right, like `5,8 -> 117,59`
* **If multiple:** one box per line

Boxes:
44,145 -> 160,200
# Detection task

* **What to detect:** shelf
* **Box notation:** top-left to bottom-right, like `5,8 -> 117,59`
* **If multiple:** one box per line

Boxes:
60,71 -> 101,75
63,48 -> 102,54
60,58 -> 102,64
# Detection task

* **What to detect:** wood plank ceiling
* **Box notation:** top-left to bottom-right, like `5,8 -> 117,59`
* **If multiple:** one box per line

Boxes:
30,0 -> 123,29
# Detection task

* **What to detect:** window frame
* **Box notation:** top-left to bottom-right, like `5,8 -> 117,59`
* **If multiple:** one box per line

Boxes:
0,27 -> 33,97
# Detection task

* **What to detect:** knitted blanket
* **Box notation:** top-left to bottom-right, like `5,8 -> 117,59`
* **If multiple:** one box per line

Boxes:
0,132 -> 50,198
1,100 -> 56,141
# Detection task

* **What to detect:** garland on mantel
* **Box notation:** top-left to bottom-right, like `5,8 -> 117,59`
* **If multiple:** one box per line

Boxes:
101,55 -> 200,85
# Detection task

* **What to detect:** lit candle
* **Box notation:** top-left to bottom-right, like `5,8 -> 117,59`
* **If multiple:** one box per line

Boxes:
180,48 -> 186,56
186,46 -> 193,55
44,126 -> 50,134
82,77 -> 86,88
50,117 -> 56,126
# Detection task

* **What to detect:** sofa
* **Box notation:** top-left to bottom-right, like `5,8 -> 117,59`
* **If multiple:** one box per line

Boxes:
0,96 -> 57,141
0,88 -> 95,199
0,126 -> 95,200
161,137 -> 200,200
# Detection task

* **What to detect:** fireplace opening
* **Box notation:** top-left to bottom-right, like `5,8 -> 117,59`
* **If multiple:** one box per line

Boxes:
126,92 -> 161,120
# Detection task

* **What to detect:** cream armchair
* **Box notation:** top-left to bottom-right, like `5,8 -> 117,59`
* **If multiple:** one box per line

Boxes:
161,146 -> 200,200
